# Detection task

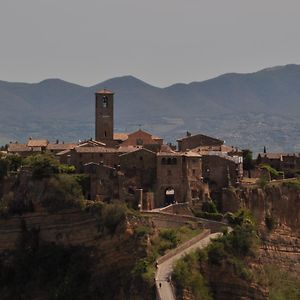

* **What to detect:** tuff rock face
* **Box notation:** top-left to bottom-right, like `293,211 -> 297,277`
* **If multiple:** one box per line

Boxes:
222,184 -> 300,275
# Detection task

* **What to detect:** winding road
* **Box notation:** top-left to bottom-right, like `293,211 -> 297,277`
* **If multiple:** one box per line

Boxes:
155,232 -> 221,300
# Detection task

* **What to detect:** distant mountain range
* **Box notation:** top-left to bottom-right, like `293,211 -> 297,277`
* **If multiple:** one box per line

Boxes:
1,64 -> 300,153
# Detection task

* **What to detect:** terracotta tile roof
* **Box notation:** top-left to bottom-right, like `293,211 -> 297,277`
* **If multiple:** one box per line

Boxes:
152,135 -> 163,140
114,133 -> 129,141
78,140 -> 106,147
183,151 -> 202,157
27,139 -> 49,147
8,144 -> 31,152
159,144 -> 176,153
56,149 -> 71,156
95,89 -> 114,94
177,133 -> 224,143
119,147 -> 156,157
118,146 -> 142,153
157,152 -> 182,157
47,143 -> 77,150
75,147 -> 120,153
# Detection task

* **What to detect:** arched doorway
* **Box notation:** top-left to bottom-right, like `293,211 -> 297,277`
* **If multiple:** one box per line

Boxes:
165,187 -> 175,205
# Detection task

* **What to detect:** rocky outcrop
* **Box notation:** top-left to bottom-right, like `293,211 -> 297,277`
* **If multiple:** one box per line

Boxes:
222,183 -> 300,275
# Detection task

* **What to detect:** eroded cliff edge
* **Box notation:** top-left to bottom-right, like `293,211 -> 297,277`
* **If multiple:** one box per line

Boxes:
223,182 -> 300,276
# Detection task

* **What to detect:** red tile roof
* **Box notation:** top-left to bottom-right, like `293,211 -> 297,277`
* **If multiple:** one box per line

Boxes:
114,133 -> 129,141
8,144 -> 31,152
95,89 -> 114,95
27,139 -> 49,147
47,143 -> 77,150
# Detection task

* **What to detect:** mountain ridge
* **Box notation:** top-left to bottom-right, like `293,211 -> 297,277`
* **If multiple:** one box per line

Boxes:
1,64 -> 299,152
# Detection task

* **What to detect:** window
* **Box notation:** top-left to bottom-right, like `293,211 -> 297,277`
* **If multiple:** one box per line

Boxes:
139,156 -> 143,161
167,170 -> 172,176
192,169 -> 196,175
102,96 -> 108,108
104,131 -> 107,137
171,158 -> 177,165
136,138 -> 143,145
161,158 -> 166,165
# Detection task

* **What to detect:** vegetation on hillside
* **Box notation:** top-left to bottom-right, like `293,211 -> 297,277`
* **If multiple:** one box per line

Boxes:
173,210 -> 258,299
192,200 -> 224,221
132,223 -> 203,287
0,154 -> 84,216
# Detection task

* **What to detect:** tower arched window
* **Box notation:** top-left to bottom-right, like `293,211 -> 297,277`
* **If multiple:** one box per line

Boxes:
102,96 -> 108,108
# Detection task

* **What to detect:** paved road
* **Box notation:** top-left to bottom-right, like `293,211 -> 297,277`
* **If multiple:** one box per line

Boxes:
155,232 -> 221,300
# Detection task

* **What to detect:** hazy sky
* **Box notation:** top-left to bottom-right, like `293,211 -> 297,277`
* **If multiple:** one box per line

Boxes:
1,0 -> 300,87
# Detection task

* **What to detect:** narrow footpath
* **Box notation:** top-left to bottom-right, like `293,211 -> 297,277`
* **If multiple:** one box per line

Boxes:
155,232 -> 221,300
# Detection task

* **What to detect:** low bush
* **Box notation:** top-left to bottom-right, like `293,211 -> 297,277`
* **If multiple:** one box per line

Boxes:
257,175 -> 269,189
207,241 -> 227,265
260,164 -> 280,180
265,214 -> 276,231
41,174 -> 84,213
258,265 -> 300,300
0,159 -> 8,179
194,211 -> 223,221
201,201 -> 218,214
134,225 -> 151,237
24,154 -> 60,179
173,251 -> 212,300
102,202 -> 127,234
58,164 -> 76,174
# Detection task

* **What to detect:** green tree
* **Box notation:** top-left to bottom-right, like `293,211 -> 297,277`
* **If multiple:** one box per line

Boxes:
24,154 -> 59,179
0,159 -> 8,180
41,174 -> 84,212
242,149 -> 254,177
6,155 -> 23,172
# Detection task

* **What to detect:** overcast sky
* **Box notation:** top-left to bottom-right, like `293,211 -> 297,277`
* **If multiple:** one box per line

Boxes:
1,0 -> 300,87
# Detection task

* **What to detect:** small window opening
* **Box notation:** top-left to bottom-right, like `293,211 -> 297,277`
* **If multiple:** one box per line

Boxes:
102,96 -> 108,108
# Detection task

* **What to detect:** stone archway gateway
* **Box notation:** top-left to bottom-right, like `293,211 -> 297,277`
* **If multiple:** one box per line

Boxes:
165,187 -> 175,205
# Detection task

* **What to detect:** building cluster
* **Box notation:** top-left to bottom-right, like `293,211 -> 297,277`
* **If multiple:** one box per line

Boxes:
8,89 -> 244,209
257,152 -> 300,171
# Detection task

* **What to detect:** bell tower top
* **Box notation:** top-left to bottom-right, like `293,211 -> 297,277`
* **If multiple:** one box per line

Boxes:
95,89 -> 114,144
95,89 -> 114,95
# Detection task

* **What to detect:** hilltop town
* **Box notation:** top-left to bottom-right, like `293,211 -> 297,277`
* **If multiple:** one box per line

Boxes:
4,89 -> 300,210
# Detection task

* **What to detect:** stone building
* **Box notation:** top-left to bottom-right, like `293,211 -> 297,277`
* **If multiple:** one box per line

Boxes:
257,152 -> 300,171
119,148 -> 157,190
202,154 -> 243,196
83,162 -> 119,201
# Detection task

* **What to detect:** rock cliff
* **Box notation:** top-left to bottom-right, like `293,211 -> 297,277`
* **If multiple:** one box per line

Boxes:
222,183 -> 300,275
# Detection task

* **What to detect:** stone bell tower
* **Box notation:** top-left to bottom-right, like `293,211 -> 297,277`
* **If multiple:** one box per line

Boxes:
95,89 -> 114,144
